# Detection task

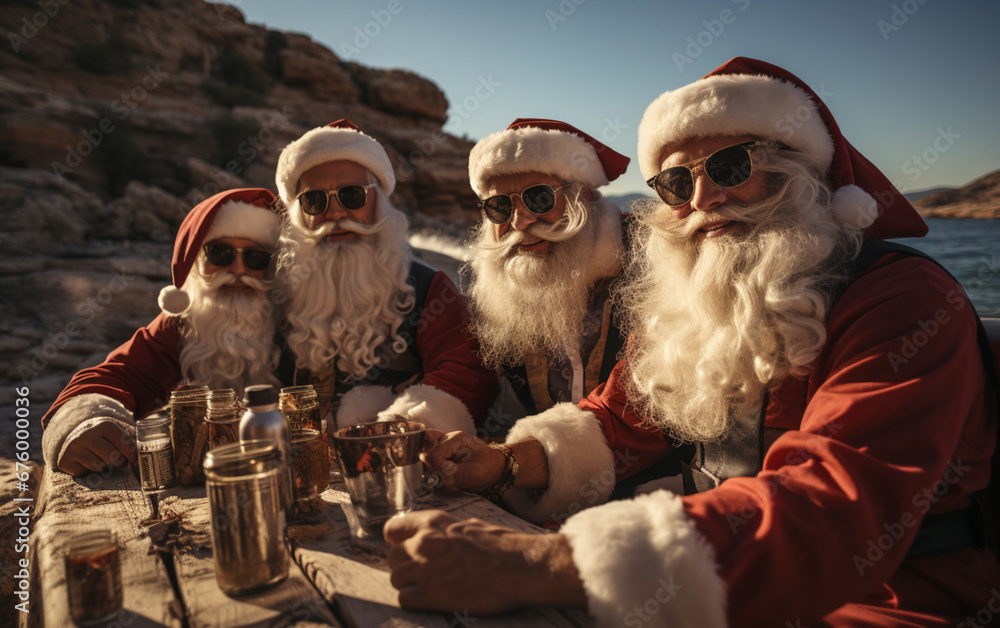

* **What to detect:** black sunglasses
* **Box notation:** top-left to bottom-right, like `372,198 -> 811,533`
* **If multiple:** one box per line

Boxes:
477,183 -> 573,225
204,243 -> 272,271
297,183 -> 378,215
646,140 -> 785,207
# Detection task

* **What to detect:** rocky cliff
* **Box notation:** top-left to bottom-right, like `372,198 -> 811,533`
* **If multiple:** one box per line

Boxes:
0,0 -> 478,464
910,169 -> 1000,219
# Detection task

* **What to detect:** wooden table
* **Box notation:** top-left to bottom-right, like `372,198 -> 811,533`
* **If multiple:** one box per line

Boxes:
28,464 -> 593,627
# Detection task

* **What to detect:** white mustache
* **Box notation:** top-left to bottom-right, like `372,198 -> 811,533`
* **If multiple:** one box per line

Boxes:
312,218 -> 385,238
204,271 -> 274,292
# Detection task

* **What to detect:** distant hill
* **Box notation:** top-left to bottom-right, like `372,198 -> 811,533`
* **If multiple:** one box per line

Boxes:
606,193 -> 654,212
904,187 -> 954,202
910,169 -> 1000,219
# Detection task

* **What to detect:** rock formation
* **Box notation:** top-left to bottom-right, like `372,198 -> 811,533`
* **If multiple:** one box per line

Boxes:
0,0 -> 477,468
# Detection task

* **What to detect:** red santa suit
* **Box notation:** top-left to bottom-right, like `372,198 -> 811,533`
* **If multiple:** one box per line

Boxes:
275,119 -> 498,435
41,188 -> 282,468
498,58 -> 1000,627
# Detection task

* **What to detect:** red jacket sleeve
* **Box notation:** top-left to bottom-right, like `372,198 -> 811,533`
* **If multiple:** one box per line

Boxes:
578,360 -> 675,480
41,313 -> 183,427
414,272 -> 498,427
680,255 -> 997,625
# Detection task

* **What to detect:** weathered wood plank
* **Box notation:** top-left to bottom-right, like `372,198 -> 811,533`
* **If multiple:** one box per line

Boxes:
291,488 -> 593,628
29,465 -> 182,628
160,487 -> 340,628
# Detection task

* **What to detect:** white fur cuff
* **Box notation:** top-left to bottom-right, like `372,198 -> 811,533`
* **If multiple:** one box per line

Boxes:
42,394 -> 135,467
376,383 -> 475,435
502,402 -> 615,526
335,385 -> 395,429
561,492 -> 727,628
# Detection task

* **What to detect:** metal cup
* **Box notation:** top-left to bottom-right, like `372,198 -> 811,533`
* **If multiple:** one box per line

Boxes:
331,420 -> 439,539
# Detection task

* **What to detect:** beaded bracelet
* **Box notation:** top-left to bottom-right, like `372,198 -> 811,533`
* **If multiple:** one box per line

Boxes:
479,442 -> 518,503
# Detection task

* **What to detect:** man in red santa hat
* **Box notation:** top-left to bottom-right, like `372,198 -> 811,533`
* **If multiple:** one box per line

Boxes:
42,188 -> 283,476
274,120 -> 496,434
383,58 -> 1000,626
464,119 -> 631,437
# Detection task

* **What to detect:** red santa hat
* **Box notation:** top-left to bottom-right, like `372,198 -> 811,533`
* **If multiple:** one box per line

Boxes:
275,119 -> 395,207
637,57 -> 927,239
158,188 -> 281,315
468,118 -> 630,197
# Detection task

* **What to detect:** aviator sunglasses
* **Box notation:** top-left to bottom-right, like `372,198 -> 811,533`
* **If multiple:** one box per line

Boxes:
297,183 -> 378,215
478,183 -> 574,225
204,243 -> 272,271
646,140 -> 786,207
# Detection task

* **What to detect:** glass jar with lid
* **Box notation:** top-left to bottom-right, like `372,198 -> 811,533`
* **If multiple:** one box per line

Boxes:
207,388 -> 241,451
291,428 -> 330,500
169,385 -> 210,485
203,440 -> 290,596
136,414 -> 176,491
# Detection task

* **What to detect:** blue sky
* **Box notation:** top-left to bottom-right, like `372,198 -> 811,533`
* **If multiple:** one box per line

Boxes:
235,0 -> 1000,197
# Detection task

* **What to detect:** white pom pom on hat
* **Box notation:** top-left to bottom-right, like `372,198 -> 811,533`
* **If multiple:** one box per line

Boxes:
158,188 -> 280,316
158,286 -> 191,315
636,57 -> 928,240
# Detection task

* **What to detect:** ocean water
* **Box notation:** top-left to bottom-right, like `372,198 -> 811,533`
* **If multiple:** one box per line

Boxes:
891,218 -> 1000,317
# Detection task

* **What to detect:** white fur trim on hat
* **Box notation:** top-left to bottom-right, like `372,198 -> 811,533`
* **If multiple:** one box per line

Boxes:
469,127 -> 609,197
276,126 -> 395,205
561,491 -> 727,628
637,73 -> 834,181
158,285 -> 191,316
335,384 -> 395,429
204,200 -> 282,249
831,184 -> 879,229
501,402 -> 616,526
376,383 -> 475,435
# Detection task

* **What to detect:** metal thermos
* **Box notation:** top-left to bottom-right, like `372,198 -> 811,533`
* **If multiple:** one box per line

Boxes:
240,385 -> 295,512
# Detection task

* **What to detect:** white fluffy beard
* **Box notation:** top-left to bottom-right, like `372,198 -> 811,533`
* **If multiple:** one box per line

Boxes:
467,195 -> 623,367
622,160 -> 862,443
178,266 -> 280,393
277,202 -> 414,379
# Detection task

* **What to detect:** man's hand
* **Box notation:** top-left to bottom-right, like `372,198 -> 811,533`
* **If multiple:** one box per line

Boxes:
385,510 -> 586,614
58,420 -> 137,476
421,430 -> 506,493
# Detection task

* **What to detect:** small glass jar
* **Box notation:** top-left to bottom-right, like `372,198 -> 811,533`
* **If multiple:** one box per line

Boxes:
65,530 -> 123,624
136,415 -> 176,491
204,440 -> 290,596
291,428 -> 330,500
169,385 -> 210,485
278,385 -> 322,432
207,389 -> 241,451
